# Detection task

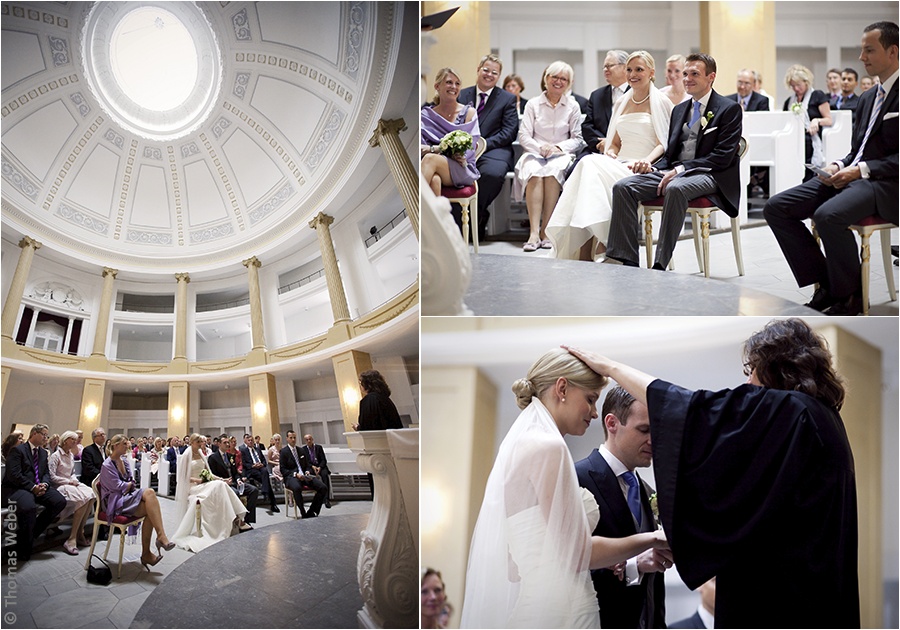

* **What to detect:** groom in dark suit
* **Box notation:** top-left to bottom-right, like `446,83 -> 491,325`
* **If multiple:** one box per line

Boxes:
575,388 -> 670,629
2,424 -> 66,561
606,53 -> 742,269
457,54 -> 519,241
765,21 -> 898,315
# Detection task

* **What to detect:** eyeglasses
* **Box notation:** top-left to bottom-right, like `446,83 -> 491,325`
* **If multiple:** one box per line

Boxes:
603,63 -> 624,70
479,67 -> 500,76
742,361 -> 755,377
548,74 -> 570,84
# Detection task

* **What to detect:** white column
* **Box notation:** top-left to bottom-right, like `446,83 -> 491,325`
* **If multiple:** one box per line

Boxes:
91,268 -> 117,357
173,273 -> 190,361
368,119 -> 418,240
332,220 -> 387,317
1,236 -> 42,339
63,316 -> 74,355
242,256 -> 266,351
309,212 -> 351,324
259,264 -> 285,350
25,307 -> 41,347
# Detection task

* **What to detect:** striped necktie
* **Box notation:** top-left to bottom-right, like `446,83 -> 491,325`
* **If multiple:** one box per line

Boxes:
852,84 -> 885,166
477,92 -> 487,114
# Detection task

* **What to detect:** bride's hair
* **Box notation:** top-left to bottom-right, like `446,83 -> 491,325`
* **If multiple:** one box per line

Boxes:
512,348 -> 607,410
627,50 -> 656,74
188,433 -> 204,446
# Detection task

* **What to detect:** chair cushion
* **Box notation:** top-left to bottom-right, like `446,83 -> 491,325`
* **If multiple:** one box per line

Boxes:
98,511 -> 134,525
853,214 -> 893,228
442,185 -> 476,199
643,195 -> 717,209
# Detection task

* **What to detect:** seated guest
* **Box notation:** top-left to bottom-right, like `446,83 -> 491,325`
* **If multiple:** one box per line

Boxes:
753,70 -> 777,111
280,430 -> 327,518
458,54 -> 519,241
208,434 -> 258,527
239,433 -> 278,513
503,73 -> 527,116
670,578 -> 716,628
47,433 -> 60,455
1,424 -> 66,561
100,434 -> 175,569
860,75 -> 875,91
48,430 -> 94,554
267,433 -> 283,481
74,430 -> 84,461
549,51 -> 673,261
303,433 -> 331,508
765,21 -> 898,315
421,568 -> 448,630
179,436 -> 189,454
421,67 -> 480,197
580,50 -> 630,163
172,434 -> 251,552
1,430 -> 24,464
606,53 -> 742,269
200,435 -> 211,458
659,54 -> 690,105
726,69 -> 770,111
514,60 -> 585,252
825,67 -> 843,102
149,437 -> 166,477
834,67 -> 861,122
782,64 -> 832,176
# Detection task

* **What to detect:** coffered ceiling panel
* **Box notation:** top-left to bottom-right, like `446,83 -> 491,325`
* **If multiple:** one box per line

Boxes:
3,100 -> 77,179
1,1 -> 415,275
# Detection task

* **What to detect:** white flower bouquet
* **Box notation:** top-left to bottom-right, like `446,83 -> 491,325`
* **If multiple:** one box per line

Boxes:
439,130 -> 473,157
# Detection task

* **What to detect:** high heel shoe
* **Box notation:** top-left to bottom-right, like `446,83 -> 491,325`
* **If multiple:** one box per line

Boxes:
140,553 -> 162,571
156,539 -> 176,554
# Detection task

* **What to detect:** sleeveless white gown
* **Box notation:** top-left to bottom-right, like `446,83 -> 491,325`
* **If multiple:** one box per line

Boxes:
172,458 -> 248,552
548,112 -> 660,259
505,488 -> 602,628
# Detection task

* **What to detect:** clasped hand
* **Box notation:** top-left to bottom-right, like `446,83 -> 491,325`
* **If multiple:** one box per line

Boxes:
627,159 -> 652,174
539,143 -> 561,158
817,163 -> 860,189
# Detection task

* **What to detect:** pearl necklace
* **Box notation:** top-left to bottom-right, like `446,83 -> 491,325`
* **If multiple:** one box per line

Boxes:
631,92 -> 651,105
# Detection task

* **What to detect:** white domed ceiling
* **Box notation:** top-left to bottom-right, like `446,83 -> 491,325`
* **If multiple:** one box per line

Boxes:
1,1 -> 414,273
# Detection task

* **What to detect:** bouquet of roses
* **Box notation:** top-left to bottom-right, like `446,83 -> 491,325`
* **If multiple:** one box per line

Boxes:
439,130 -> 473,157
199,468 -> 214,483
790,102 -> 803,115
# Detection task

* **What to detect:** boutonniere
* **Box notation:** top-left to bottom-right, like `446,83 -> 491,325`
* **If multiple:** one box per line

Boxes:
649,492 -> 662,529
790,102 -> 803,115
700,110 -> 714,129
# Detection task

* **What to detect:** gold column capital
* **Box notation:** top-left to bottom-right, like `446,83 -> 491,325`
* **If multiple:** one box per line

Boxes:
368,118 -> 407,148
242,256 -> 262,269
102,267 -> 118,279
309,212 -> 335,230
174,272 -> 191,284
18,236 -> 42,251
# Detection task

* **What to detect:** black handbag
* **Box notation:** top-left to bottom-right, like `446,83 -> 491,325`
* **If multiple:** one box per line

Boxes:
86,554 -> 112,585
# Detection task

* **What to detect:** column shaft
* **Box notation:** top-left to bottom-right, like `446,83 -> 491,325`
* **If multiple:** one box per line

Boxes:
369,119 -> 419,239
173,273 -> 190,360
168,382 -> 190,437
91,268 -> 117,357
309,213 -> 351,323
331,349 -> 373,433
1,237 -> 42,339
243,257 -> 266,351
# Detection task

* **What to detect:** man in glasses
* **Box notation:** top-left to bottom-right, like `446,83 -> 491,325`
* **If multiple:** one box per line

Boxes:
458,54 -> 519,242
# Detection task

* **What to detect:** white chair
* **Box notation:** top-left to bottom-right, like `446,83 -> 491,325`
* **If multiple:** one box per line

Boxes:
84,477 -> 146,579
442,137 -> 487,252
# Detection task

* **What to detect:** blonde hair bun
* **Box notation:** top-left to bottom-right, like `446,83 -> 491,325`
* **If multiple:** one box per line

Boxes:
511,378 -> 537,410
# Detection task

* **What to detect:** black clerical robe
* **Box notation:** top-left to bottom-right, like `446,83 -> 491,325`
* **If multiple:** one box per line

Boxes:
647,379 -> 859,629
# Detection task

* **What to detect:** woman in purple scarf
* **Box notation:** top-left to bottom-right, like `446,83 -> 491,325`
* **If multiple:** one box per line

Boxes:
99,434 -> 174,570
421,67 -> 480,196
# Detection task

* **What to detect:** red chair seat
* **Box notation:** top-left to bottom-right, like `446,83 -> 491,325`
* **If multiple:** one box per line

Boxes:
442,185 -> 477,199
854,214 -> 891,227
98,511 -> 133,525
643,195 -> 717,208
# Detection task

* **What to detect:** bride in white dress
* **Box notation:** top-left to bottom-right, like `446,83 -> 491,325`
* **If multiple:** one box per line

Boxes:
172,433 -> 249,552
460,349 -> 668,629
548,51 -> 674,261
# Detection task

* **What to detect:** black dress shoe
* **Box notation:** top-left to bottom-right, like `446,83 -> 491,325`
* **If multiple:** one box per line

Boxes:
651,262 -> 666,271
891,245 -> 898,257
325,501 -> 332,509
271,506 -> 280,513
804,286 -> 836,312
823,292 -> 864,316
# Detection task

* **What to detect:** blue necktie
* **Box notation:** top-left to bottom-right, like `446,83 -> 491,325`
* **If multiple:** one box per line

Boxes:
622,471 -> 642,528
689,100 -> 702,128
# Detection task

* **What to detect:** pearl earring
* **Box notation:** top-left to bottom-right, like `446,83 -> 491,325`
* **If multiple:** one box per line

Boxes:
561,397 -> 566,402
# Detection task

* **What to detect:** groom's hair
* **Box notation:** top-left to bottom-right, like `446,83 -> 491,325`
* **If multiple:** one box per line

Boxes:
600,387 -> 637,439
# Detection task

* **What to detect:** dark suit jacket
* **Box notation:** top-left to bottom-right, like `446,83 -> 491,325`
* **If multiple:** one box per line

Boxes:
572,92 -> 589,114
80,442 -> 105,485
238,444 -> 265,472
831,92 -> 859,113
575,449 -> 666,629
582,85 -> 618,152
656,89 -> 743,217
3,442 -> 52,493
670,610 -> 706,629
457,85 -> 518,168
304,444 -> 328,472
839,81 -> 898,223
279,444 -> 313,479
208,450 -> 237,483
724,91 -> 770,111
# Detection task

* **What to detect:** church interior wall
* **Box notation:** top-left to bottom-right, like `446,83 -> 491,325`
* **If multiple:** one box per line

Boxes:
2,371 -> 83,434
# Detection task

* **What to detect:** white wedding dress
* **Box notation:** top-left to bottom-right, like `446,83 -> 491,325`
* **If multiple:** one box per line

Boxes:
171,456 -> 247,552
461,398 -> 601,629
548,112 -> 661,259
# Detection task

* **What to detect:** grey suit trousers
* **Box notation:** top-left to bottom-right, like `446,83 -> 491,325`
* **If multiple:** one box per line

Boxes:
607,171 -> 717,267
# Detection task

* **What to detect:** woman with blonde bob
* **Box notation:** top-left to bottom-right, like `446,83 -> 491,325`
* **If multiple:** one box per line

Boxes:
782,64 -> 832,172
461,349 -> 668,628
514,61 -> 586,252
48,430 -> 94,554
549,51 -> 673,260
